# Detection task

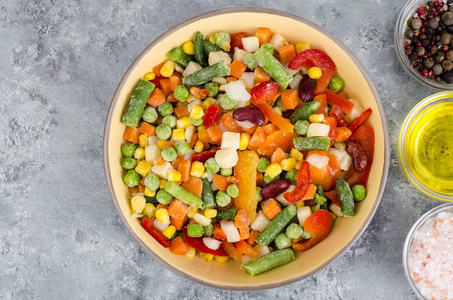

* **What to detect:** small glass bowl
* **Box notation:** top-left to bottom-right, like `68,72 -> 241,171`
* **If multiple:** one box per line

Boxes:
395,0 -> 453,90
402,203 -> 453,299
398,91 -> 453,201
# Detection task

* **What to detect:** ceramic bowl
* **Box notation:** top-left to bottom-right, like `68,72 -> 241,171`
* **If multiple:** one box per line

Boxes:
104,7 -> 390,290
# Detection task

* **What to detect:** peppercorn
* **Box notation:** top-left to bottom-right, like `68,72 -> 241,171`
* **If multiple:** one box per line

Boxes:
433,63 -> 444,75
449,5 -> 453,12
416,46 -> 426,56
424,57 -> 435,68
427,27 -> 435,35
412,18 -> 423,30
434,51 -> 446,63
429,18 -> 439,29
443,71 -> 453,83
405,28 -> 415,39
441,32 -> 452,44
442,11 -> 453,25
431,45 -> 439,54
422,39 -> 431,47
447,49 -> 453,60
443,59 -> 453,71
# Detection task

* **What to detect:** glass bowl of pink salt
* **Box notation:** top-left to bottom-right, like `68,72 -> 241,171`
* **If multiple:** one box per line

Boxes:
403,203 -> 453,299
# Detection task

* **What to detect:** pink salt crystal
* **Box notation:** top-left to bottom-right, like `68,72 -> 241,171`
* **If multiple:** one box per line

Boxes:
408,211 -> 453,299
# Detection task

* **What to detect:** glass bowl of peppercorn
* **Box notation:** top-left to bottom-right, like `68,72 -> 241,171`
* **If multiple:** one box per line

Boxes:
396,0 -> 453,89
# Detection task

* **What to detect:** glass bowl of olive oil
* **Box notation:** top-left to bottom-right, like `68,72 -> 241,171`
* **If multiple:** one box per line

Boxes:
399,91 -> 453,201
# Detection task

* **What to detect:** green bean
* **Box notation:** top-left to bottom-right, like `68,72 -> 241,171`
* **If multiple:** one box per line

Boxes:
202,40 -> 234,59
156,189 -> 173,205
314,194 -> 327,205
294,120 -> 310,136
261,43 -> 274,54
123,170 -> 141,187
203,224 -> 214,237
275,233 -> 292,250
252,47 -> 292,89
241,249 -> 295,276
121,157 -> 137,170
144,195 -> 158,205
301,230 -> 312,239
122,79 -> 155,127
201,178 -> 216,209
194,31 -> 207,67
284,169 -> 297,185
256,205 -> 297,246
168,47 -> 193,68
290,101 -> 321,124
293,137 -> 330,151
244,53 -> 258,69
316,185 -> 324,197
336,178 -> 355,217
183,60 -> 231,88
352,184 -> 367,201
165,180 -> 203,208
187,223 -> 204,237
121,143 -> 137,158
311,204 -> 320,213
328,76 -> 345,93
216,208 -> 237,221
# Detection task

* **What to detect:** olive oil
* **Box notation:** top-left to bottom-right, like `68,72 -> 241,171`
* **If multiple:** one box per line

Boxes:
406,102 -> 453,195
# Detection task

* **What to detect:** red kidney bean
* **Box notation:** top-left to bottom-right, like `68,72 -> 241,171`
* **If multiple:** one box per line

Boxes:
298,75 -> 317,103
347,141 -> 368,172
261,180 -> 290,199
233,107 -> 265,125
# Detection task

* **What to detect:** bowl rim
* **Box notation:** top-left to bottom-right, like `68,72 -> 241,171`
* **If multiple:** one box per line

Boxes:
398,91 -> 453,201
402,203 -> 453,299
394,0 -> 453,90
103,6 -> 390,291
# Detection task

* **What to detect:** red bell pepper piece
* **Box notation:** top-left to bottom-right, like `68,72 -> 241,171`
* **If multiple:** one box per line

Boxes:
250,80 -> 280,105
288,49 -> 336,95
230,32 -> 249,50
344,125 -> 374,187
348,108 -> 372,132
150,76 -> 165,87
323,116 -> 337,146
329,104 -> 349,127
292,209 -> 333,251
203,104 -> 223,127
284,161 -> 311,203
141,217 -> 171,248
191,148 -> 219,163
325,90 -> 354,113
183,227 -> 228,256
324,189 -> 340,207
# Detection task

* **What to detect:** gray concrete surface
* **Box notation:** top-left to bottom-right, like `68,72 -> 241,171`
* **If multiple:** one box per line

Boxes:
0,0 -> 440,299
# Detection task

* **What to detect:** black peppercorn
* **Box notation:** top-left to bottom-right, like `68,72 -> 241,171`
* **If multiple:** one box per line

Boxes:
406,28 -> 415,39
412,18 -> 423,29
416,46 -> 426,56
441,32 -> 453,44
422,39 -> 431,47
434,51 -> 446,63
446,49 -> 453,60
424,57 -> 435,68
429,18 -> 439,29
442,11 -> 453,25
433,63 -> 444,75
443,59 -> 453,71
427,27 -> 435,35
443,71 -> 453,83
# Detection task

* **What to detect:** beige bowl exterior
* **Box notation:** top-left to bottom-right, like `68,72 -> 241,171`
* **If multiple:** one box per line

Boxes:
104,7 -> 389,290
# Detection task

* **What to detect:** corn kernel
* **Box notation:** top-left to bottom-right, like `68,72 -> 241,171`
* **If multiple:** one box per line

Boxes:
186,246 -> 196,258
295,200 -> 305,208
187,205 -> 199,218
162,225 -> 176,239
331,212 -> 337,220
157,139 -> 167,149
190,106 -> 204,119
159,179 -> 167,189
202,97 -> 217,110
308,67 -> 322,79
218,84 -> 226,92
172,129 -> 186,142
194,141 -> 204,153
155,208 -> 170,224
295,161 -> 302,170
142,203 -> 156,217
239,132 -> 250,150
182,41 -> 195,55
176,117 -> 192,130
139,134 -> 149,148
295,42 -> 311,54
214,256 -> 229,263
281,158 -> 297,171
266,163 -> 282,178
135,161 -> 152,177
167,170 -> 182,182
200,252 -> 214,262
130,195 -> 146,214
186,94 -> 196,103
204,208 -> 217,219
144,187 -> 156,197
160,60 -> 175,77
209,35 -> 215,44
143,72 -> 156,81
290,149 -> 303,161
309,113 -> 325,123
134,147 -> 146,160
190,161 -> 205,177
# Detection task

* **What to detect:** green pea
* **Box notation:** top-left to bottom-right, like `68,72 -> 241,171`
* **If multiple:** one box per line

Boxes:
264,174 -> 280,184
214,32 -> 231,48
256,186 -> 263,202
157,101 -> 173,116
311,204 -> 320,213
121,143 -> 137,158
352,185 -> 367,201
187,223 -> 204,237
156,124 -> 172,139
220,168 -> 232,176
204,82 -> 219,97
175,141 -> 190,155
284,169 -> 298,185
286,223 -> 302,239
144,174 -> 160,191
314,194 -> 327,205
226,184 -> 239,198
161,147 -> 177,162
328,76 -> 345,93
274,233 -> 291,250
244,53 -> 258,69
156,189 -> 173,205
190,117 -> 203,126
257,157 -> 270,173
204,157 -> 220,174
216,191 -> 231,207
203,224 -> 214,237
218,94 -> 237,110
162,115 -> 177,128
174,85 -> 189,101
121,157 -> 137,170
142,107 -> 158,123
274,97 -> 286,112
123,170 -> 141,187
294,120 -> 310,136
301,230 -> 312,239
